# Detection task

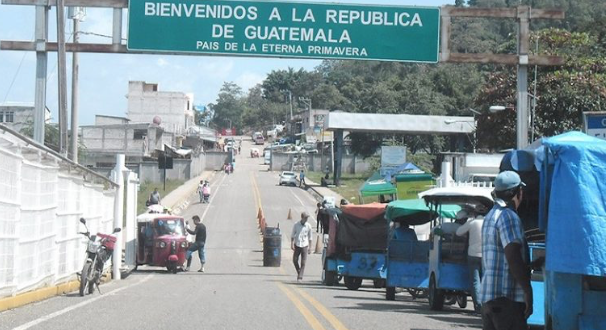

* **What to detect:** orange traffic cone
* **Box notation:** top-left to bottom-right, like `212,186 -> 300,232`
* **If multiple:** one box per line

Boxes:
287,209 -> 292,220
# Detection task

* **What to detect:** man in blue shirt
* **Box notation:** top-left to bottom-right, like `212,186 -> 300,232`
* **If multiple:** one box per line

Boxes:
480,171 -> 533,330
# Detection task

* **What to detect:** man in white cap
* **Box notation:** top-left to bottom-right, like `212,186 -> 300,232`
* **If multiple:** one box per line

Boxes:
480,171 -> 536,329
291,211 -> 313,281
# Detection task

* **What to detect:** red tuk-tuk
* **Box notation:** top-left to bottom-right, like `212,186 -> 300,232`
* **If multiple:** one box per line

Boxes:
136,213 -> 189,273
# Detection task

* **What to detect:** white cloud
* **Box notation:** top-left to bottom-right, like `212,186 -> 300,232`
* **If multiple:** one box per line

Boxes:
156,58 -> 169,67
235,72 -> 265,92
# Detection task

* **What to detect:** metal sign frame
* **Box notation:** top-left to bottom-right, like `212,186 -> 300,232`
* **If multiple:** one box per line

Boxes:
0,0 -> 564,153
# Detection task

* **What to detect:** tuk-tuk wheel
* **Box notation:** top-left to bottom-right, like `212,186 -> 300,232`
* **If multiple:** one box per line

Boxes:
456,295 -> 468,309
386,287 -> 396,301
325,271 -> 337,286
344,276 -> 362,290
428,275 -> 445,311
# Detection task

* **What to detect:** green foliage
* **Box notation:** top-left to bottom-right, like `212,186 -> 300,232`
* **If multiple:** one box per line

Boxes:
207,0 -> 604,159
19,121 -> 88,161
475,28 -> 606,151
209,82 -> 247,133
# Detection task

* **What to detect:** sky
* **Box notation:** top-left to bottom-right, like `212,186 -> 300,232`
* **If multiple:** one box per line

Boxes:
0,0 -> 453,125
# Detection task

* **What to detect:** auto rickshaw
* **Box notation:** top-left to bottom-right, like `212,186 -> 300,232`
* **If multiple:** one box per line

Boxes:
384,199 -> 461,301
504,132 -> 606,329
420,186 -> 494,311
136,213 -> 189,273
322,203 -> 388,290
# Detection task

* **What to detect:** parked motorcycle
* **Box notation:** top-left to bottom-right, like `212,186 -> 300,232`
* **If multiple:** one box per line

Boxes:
78,218 -> 121,296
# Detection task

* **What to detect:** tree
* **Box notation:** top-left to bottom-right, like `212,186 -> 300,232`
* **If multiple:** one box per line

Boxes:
210,82 -> 247,133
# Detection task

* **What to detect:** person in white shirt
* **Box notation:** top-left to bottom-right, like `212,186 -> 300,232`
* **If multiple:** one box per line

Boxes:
456,209 -> 484,313
291,212 -> 313,281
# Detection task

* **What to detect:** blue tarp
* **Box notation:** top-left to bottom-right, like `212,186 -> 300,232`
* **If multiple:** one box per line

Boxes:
539,131 -> 606,276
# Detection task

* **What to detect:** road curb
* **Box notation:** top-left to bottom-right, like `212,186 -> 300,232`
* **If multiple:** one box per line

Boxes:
0,272 -> 113,312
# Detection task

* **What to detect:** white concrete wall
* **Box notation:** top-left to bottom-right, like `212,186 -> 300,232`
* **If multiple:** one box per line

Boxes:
269,153 -> 370,174
0,131 -> 117,298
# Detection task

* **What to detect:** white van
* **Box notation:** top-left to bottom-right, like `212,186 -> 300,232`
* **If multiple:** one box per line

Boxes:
264,150 -> 271,165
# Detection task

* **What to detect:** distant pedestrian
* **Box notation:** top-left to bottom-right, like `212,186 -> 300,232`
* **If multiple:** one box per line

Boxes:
456,209 -> 484,313
148,188 -> 161,205
202,183 -> 211,203
299,170 -> 306,187
185,215 -> 206,272
197,180 -> 205,203
480,171 -> 542,329
291,212 -> 313,281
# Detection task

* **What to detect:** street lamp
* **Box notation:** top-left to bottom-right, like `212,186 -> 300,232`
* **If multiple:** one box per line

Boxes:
444,119 -> 476,152
490,93 -> 538,143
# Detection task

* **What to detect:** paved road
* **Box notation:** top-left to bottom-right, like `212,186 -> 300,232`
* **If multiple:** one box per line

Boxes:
0,139 -> 481,330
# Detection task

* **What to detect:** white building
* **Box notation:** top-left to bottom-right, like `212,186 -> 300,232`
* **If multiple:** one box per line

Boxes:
126,81 -> 194,136
0,102 -> 51,133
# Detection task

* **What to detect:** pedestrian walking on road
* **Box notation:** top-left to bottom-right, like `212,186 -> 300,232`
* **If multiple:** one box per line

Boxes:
291,212 -> 313,281
185,215 -> 207,272
480,171 -> 543,330
148,188 -> 161,206
456,208 -> 484,313
197,180 -> 205,203
299,170 -> 306,187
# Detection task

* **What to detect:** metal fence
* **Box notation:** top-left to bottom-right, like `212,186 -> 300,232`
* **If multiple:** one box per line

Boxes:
0,125 -> 117,298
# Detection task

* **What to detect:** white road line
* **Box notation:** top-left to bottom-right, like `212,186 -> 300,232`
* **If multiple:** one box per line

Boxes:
200,172 -> 228,222
13,274 -> 154,330
289,188 -> 306,207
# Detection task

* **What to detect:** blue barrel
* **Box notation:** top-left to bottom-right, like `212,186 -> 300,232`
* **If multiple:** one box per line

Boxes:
263,227 -> 281,267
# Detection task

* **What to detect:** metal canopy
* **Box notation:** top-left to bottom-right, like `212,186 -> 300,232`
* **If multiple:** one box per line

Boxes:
325,112 -> 475,135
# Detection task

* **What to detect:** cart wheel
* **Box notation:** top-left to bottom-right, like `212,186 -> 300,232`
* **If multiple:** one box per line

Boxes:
373,279 -> 385,288
428,274 -> 445,311
344,276 -> 362,290
325,271 -> 337,286
386,287 -> 396,301
457,295 -> 468,308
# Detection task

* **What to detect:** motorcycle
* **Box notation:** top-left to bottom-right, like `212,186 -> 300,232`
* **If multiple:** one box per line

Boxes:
78,218 -> 121,296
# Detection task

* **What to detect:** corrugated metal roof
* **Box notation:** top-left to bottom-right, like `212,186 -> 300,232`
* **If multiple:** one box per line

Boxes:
326,112 -> 475,134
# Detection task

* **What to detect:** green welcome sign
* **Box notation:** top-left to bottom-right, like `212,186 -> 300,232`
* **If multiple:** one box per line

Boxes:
128,0 -> 440,62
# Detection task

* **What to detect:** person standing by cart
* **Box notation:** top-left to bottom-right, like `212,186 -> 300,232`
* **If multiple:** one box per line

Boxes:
185,215 -> 206,272
456,208 -> 484,313
291,212 -> 313,281
480,171 -> 534,330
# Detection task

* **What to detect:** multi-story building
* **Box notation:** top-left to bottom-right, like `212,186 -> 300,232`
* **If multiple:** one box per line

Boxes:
80,115 -> 169,168
126,81 -> 195,137
0,102 -> 51,133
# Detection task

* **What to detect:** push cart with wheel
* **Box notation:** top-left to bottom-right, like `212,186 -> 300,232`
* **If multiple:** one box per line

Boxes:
420,187 -> 494,311
384,199 -> 461,301
321,203 -> 388,290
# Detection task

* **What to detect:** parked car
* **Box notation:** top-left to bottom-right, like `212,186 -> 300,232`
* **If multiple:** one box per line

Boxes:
279,171 -> 297,186
255,135 -> 265,145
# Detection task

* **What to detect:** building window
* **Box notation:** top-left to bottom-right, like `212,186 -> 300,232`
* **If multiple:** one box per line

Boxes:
0,112 -> 3,123
133,129 -> 147,140
4,111 -> 14,123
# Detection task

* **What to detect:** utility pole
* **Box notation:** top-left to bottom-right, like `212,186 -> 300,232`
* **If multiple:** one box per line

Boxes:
56,0 -> 68,157
33,5 -> 48,144
69,7 -> 82,162
288,90 -> 293,120
516,6 -> 530,149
